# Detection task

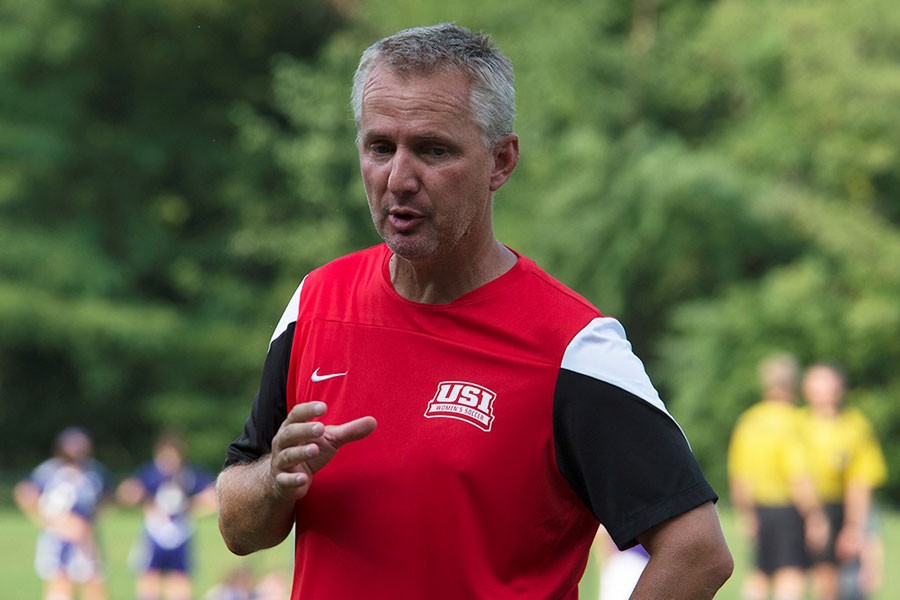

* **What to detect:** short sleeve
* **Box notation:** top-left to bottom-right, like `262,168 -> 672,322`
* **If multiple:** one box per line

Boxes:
847,412 -> 888,488
553,318 -> 717,550
224,321 -> 294,467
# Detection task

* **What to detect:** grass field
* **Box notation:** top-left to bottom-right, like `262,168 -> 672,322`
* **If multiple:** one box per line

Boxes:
2,505 -> 898,599
1,507 -> 292,599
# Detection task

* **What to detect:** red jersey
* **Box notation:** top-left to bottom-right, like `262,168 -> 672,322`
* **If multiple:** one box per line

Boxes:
226,244 -> 716,599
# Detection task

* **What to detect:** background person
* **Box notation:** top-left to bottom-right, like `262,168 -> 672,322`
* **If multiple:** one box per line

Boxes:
202,566 -> 255,600
728,353 -> 829,600
251,570 -> 290,600
117,431 -> 217,600
838,507 -> 885,600
216,23 -> 731,600
800,363 -> 888,600
13,426 -> 112,600
593,526 -> 649,600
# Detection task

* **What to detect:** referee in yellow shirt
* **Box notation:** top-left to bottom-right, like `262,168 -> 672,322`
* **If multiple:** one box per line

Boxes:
801,363 -> 888,600
729,354 -> 829,600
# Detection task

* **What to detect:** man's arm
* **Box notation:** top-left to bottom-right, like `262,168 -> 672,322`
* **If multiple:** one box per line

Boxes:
217,401 -> 377,556
13,480 -> 42,526
728,477 -> 757,541
632,501 -> 733,600
790,473 -> 830,554
217,456 -> 297,555
115,476 -> 147,507
837,483 -> 873,561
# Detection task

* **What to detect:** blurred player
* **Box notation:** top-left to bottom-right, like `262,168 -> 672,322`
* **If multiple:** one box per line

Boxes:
14,426 -> 112,600
728,354 -> 828,600
800,363 -> 887,600
593,526 -> 649,600
117,431 -> 217,600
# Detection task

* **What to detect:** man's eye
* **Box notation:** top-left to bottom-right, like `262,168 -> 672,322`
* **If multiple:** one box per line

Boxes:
370,144 -> 393,155
425,146 -> 448,157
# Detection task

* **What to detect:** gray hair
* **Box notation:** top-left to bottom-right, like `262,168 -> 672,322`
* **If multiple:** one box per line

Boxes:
758,353 -> 799,393
351,23 -> 516,146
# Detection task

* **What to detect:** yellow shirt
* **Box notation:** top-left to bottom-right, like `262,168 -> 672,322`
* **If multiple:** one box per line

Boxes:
728,401 -> 808,506
800,407 -> 887,503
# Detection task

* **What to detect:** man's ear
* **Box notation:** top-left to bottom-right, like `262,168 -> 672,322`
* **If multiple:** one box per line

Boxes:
489,134 -> 519,192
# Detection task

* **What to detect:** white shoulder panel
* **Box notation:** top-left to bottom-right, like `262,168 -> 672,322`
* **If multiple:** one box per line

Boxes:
269,277 -> 305,349
561,316 -> 670,418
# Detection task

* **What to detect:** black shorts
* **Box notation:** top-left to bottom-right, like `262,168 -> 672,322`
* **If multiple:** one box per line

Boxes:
755,505 -> 809,574
810,502 -> 845,565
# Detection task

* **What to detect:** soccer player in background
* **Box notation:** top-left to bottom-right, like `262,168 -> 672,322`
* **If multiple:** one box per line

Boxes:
728,354 -> 829,600
14,427 -> 112,600
800,363 -> 887,600
117,431 -> 217,600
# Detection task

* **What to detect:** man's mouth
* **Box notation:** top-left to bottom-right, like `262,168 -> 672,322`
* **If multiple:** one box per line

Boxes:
388,207 -> 425,232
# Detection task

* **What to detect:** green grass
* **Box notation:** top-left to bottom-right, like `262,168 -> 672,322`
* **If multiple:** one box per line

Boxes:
2,505 -> 898,599
580,505 -> 900,600
723,504 -> 900,600
2,508 -> 291,599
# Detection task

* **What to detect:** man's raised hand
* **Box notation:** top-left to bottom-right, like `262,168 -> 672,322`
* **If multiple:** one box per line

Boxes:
269,401 -> 377,501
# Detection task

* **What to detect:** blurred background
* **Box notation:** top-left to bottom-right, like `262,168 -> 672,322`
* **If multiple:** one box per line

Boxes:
1,0 -> 898,597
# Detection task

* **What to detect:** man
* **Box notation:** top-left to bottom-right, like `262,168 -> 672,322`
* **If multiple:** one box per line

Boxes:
14,427 -> 112,600
116,431 -> 217,600
728,354 -> 829,600
800,363 -> 887,600
217,23 -> 732,599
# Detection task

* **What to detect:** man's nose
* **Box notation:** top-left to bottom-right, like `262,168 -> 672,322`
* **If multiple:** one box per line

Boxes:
387,148 -> 420,195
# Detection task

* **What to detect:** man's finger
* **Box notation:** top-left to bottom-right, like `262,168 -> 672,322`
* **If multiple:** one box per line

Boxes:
284,401 -> 328,424
273,421 -> 325,452
274,470 -> 310,489
327,416 -> 377,448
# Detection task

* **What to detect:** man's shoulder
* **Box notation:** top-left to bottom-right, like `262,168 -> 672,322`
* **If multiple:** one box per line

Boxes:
291,245 -> 386,321
134,460 -> 162,480
300,244 -> 386,297
838,407 -> 877,436
310,244 -> 386,279
31,457 -> 64,480
514,252 -> 604,317
736,401 -> 799,428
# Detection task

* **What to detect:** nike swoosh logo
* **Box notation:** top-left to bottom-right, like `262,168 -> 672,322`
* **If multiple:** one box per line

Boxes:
311,368 -> 348,382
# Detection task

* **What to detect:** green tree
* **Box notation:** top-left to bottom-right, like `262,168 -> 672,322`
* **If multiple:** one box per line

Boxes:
3,0 -> 899,505
0,0 -> 347,470
647,0 -> 900,498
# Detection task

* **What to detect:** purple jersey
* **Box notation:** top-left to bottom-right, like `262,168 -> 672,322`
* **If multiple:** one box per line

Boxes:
134,462 -> 214,549
30,458 -> 110,521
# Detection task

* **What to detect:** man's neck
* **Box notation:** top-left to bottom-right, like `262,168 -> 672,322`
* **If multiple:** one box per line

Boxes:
763,391 -> 795,404
389,241 -> 517,304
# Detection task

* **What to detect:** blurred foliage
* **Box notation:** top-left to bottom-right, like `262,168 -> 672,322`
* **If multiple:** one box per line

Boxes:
0,0 -> 349,469
1,0 -> 898,506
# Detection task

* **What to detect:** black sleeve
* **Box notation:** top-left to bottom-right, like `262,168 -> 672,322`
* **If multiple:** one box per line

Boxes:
553,368 -> 717,550
223,322 -> 295,468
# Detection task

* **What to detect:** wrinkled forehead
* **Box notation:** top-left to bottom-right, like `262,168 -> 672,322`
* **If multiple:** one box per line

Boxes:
361,66 -> 472,117
380,53 -> 467,77
367,61 -> 471,94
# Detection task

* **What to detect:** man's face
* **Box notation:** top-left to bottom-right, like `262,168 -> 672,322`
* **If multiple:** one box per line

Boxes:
154,443 -> 184,474
803,366 -> 844,412
59,430 -> 91,463
357,66 -> 507,264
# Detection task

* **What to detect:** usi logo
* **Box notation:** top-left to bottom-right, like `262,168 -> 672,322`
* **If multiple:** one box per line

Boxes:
424,381 -> 497,432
